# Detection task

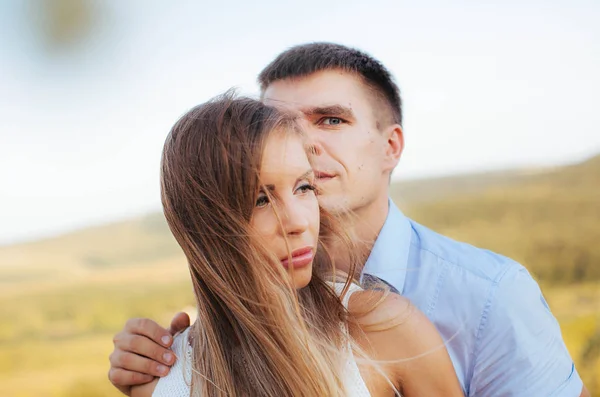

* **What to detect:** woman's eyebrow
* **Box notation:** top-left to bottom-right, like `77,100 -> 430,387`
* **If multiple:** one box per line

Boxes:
296,169 -> 314,182
261,170 -> 313,191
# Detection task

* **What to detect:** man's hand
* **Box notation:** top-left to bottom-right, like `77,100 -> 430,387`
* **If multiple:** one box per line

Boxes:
108,312 -> 191,396
580,385 -> 590,397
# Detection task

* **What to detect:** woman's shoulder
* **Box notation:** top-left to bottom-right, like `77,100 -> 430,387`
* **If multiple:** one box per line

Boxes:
348,289 -> 439,356
347,289 -> 414,331
348,290 -> 463,396
131,378 -> 160,397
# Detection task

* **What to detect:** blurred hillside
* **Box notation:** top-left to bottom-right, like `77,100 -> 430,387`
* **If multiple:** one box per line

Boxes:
0,154 -> 598,396
399,153 -> 600,284
4,154 -> 597,285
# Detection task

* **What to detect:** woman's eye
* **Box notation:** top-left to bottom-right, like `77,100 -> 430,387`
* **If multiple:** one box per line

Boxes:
321,117 -> 343,126
297,184 -> 317,194
256,194 -> 270,208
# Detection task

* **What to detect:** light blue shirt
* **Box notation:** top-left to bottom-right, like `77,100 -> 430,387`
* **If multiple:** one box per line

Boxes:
361,200 -> 583,396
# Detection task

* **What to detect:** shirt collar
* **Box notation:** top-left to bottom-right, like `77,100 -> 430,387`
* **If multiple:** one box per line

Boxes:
360,199 -> 412,294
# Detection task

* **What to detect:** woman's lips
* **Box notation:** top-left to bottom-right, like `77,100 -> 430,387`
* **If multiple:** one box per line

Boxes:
280,246 -> 314,269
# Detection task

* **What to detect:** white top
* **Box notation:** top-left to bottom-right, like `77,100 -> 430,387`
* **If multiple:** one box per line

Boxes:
152,283 -> 370,396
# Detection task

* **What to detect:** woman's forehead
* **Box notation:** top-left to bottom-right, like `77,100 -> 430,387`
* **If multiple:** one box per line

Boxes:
260,134 -> 311,182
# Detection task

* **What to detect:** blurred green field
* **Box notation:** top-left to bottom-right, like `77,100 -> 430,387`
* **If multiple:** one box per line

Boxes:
1,154 -> 598,396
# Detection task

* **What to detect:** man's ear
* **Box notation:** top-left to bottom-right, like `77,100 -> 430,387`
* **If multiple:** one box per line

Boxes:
383,123 -> 404,173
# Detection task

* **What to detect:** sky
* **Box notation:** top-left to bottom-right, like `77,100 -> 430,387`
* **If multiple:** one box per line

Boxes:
0,0 -> 599,245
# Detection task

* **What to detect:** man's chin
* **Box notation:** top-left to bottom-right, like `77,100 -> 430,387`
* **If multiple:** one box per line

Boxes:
317,194 -> 352,215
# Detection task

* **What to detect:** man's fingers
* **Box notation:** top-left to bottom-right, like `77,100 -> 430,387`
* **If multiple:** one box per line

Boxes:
108,367 -> 156,389
108,317 -> 177,395
168,312 -> 191,335
109,349 -> 171,377
124,317 -> 173,347
113,332 -> 176,367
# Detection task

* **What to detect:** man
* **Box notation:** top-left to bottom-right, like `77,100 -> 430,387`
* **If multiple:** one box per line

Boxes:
108,43 -> 588,396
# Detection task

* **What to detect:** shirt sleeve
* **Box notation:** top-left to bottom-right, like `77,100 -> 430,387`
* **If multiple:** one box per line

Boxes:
469,265 -> 584,397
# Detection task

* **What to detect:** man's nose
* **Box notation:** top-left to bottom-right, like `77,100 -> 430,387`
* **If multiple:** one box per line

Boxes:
304,130 -> 324,156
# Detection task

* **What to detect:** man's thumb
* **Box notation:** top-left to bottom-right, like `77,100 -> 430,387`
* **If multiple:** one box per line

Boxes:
168,311 -> 191,335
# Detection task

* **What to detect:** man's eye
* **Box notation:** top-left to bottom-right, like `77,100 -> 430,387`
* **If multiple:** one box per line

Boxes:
256,194 -> 269,208
321,117 -> 343,126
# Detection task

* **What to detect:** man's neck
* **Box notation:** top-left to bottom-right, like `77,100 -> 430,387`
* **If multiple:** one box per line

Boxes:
331,194 -> 390,278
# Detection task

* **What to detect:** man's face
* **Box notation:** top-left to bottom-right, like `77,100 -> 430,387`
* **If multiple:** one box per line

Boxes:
263,70 -> 399,215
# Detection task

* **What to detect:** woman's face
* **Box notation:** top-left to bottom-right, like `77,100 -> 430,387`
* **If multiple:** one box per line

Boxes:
251,131 -> 319,289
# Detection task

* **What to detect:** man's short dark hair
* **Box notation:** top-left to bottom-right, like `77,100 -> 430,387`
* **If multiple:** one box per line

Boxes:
258,42 -> 402,126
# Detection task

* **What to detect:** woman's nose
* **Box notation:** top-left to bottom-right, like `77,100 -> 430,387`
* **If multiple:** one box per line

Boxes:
282,200 -> 309,236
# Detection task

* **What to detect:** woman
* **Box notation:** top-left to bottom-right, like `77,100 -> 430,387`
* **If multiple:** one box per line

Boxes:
132,93 -> 462,396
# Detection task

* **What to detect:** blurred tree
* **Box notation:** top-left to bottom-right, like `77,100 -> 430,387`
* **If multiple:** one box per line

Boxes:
26,0 -> 100,52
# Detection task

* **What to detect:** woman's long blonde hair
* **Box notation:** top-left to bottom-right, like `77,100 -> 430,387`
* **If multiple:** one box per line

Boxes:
160,92 -> 360,396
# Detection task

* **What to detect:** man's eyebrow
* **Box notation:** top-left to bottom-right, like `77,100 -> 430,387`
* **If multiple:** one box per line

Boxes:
261,170 -> 314,191
301,105 -> 355,119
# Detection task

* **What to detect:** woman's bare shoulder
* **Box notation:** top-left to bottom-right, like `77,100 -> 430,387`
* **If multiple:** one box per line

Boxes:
348,290 -> 463,396
348,289 -> 414,331
348,289 -> 445,357
131,378 -> 159,397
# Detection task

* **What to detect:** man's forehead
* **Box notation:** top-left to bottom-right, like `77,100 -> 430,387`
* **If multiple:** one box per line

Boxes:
262,96 -> 305,113
262,70 -> 366,110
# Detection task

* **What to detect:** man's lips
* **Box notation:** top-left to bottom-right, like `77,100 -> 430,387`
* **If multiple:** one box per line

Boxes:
280,247 -> 314,269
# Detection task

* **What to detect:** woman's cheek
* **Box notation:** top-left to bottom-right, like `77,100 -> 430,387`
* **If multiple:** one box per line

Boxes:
251,212 -> 277,247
